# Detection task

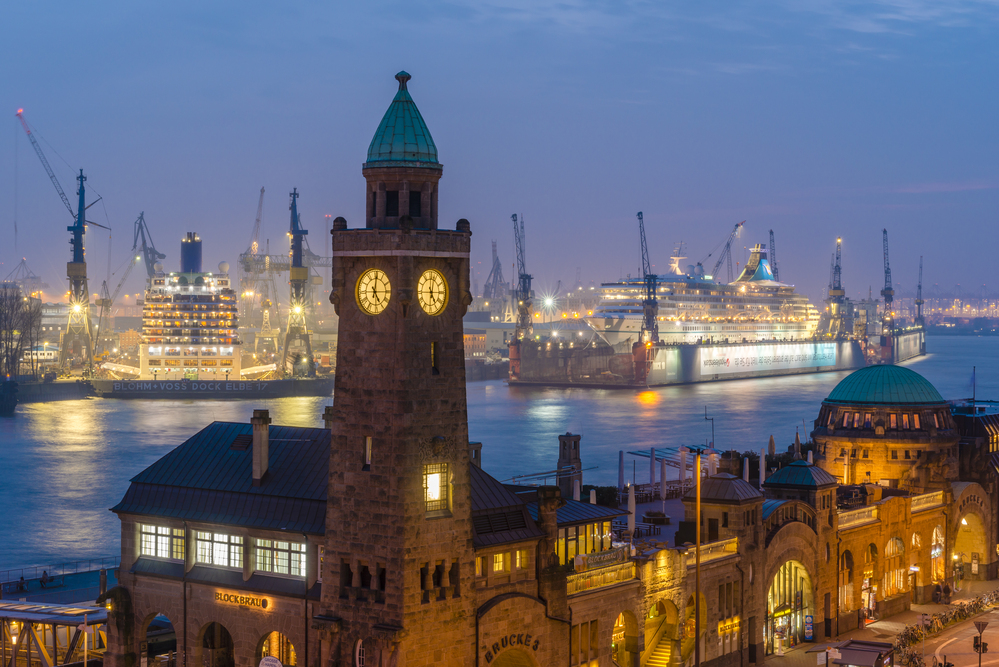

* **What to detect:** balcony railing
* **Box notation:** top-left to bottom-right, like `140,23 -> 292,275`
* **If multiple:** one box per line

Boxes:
684,537 -> 739,566
911,491 -> 945,513
566,562 -> 636,596
838,505 -> 879,530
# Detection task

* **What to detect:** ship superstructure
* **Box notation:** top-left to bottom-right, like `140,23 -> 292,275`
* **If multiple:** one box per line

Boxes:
137,233 -> 241,380
585,244 -> 818,350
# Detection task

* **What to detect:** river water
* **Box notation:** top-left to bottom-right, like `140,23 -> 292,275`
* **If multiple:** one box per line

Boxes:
0,336 -> 994,570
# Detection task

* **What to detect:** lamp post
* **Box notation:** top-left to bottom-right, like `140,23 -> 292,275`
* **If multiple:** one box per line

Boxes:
688,446 -> 705,667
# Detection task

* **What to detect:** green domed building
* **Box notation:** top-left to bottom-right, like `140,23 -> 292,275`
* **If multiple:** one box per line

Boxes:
811,365 -> 959,492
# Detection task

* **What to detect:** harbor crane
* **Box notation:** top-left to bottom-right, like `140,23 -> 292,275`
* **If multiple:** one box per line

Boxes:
283,188 -> 315,377
17,110 -> 110,373
915,256 -> 924,326
637,211 -> 659,343
827,237 -> 847,337
880,229 -> 895,363
703,220 -> 744,283
768,230 -> 780,282
482,240 -> 507,302
512,214 -> 533,339
508,213 -> 533,382
133,212 -> 165,280
239,187 -> 266,321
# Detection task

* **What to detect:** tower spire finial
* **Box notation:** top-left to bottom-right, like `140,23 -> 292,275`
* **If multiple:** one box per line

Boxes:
395,71 -> 411,91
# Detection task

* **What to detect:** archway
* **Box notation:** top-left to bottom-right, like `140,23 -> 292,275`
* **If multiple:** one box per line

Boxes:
201,622 -> 234,667
258,631 -> 297,666
645,600 -> 679,661
492,648 -> 537,667
143,614 -> 176,664
955,512 -> 987,587
612,610 -> 639,667
765,560 -> 812,656
838,551 -> 854,613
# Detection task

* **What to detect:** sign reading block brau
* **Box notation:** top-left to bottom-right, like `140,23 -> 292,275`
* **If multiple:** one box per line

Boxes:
700,343 -> 837,376
215,591 -> 269,608
573,546 -> 628,572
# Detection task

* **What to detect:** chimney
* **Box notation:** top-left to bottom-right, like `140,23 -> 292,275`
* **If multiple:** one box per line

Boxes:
251,409 -> 271,486
323,405 -> 335,431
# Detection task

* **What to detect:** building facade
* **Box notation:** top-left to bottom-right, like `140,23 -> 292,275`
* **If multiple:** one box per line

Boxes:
102,73 -> 997,667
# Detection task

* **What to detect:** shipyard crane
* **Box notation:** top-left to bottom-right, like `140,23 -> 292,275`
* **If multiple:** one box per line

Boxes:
239,187 -> 266,321
826,237 -> 847,337
482,240 -> 507,301
880,229 -> 895,363
17,110 -> 110,373
133,212 -> 165,280
637,211 -> 659,343
769,230 -> 780,283
915,256 -> 924,325
283,188 -> 314,377
513,214 -> 533,338
703,221 -> 745,283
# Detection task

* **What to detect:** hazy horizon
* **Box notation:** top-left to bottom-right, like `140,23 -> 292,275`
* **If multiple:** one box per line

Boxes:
2,1 -> 997,308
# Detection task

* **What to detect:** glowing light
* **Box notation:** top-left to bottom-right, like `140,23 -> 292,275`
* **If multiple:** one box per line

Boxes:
544,298 -> 554,308
293,306 -> 302,314
962,517 -> 968,525
72,304 -> 81,313
426,473 -> 441,501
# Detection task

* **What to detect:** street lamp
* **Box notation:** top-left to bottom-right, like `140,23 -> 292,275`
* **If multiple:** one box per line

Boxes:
687,445 -> 706,667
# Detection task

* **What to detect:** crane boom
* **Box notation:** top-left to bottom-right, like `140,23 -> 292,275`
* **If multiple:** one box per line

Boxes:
880,228 -> 895,363
769,230 -> 780,282
512,214 -> 533,338
637,211 -> 658,343
247,186 -> 265,254
133,212 -> 165,279
710,221 -> 745,283
16,109 -> 74,216
915,256 -> 924,324
832,238 -> 843,293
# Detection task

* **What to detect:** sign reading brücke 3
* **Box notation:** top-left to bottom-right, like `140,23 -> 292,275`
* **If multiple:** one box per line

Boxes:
215,591 -> 269,608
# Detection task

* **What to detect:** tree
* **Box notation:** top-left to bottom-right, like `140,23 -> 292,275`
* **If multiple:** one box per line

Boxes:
0,284 -> 41,379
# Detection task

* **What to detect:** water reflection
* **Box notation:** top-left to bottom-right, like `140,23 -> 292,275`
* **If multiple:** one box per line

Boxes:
0,337 -> 993,569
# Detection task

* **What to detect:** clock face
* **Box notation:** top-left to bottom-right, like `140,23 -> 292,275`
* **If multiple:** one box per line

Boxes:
356,269 -> 391,315
418,269 -> 449,315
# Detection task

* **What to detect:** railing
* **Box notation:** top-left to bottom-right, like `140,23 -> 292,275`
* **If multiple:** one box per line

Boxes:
567,562 -> 636,596
0,556 -> 120,585
685,537 -> 738,565
910,491 -> 945,513
838,506 -> 878,530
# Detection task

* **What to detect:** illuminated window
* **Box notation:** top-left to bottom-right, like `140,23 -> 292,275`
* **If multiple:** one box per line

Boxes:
902,414 -> 910,429
423,463 -> 449,513
475,557 -> 484,577
842,412 -> 849,428
890,414 -> 898,429
255,539 -> 306,577
195,532 -> 243,568
364,437 -> 372,468
864,413 -> 872,428
914,414 -> 921,429
140,525 -> 185,560
516,549 -> 529,569
493,553 -> 510,573
853,413 -> 860,428
933,413 -> 940,429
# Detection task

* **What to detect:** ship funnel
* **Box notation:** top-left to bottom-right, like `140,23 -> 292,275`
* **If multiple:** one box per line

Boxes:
181,232 -> 203,273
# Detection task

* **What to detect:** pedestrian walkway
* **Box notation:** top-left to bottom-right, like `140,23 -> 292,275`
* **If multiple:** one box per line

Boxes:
764,580 -> 999,667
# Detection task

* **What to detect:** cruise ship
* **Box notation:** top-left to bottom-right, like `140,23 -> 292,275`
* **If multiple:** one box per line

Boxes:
512,243 -> 866,387
585,244 -> 819,351
93,233 -> 333,398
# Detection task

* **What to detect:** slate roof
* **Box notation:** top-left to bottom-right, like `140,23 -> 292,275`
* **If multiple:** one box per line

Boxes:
683,473 -> 763,504
365,72 -> 439,166
111,421 -> 330,534
826,365 -> 945,406
525,499 -> 628,526
469,464 -> 545,548
764,460 -> 838,489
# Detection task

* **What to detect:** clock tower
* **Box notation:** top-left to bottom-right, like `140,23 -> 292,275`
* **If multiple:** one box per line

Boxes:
319,72 -> 476,666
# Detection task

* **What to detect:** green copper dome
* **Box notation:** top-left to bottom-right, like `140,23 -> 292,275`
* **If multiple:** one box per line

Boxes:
365,72 -> 439,166
826,365 -> 945,406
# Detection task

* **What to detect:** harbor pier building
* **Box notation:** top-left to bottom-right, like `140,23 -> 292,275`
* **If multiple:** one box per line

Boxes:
102,72 -> 998,667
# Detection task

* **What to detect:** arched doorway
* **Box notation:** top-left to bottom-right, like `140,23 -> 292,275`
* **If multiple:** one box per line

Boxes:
612,610 -> 639,667
143,614 -> 176,666
765,560 -> 812,655
201,622 -> 234,667
645,600 -> 679,661
955,512 -> 987,588
492,648 -> 537,666
259,631 -> 297,666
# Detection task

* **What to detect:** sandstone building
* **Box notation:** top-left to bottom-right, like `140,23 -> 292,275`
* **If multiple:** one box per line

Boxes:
102,73 -> 998,667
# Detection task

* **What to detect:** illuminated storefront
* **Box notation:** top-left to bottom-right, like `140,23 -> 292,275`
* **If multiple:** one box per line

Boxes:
766,560 -> 812,655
